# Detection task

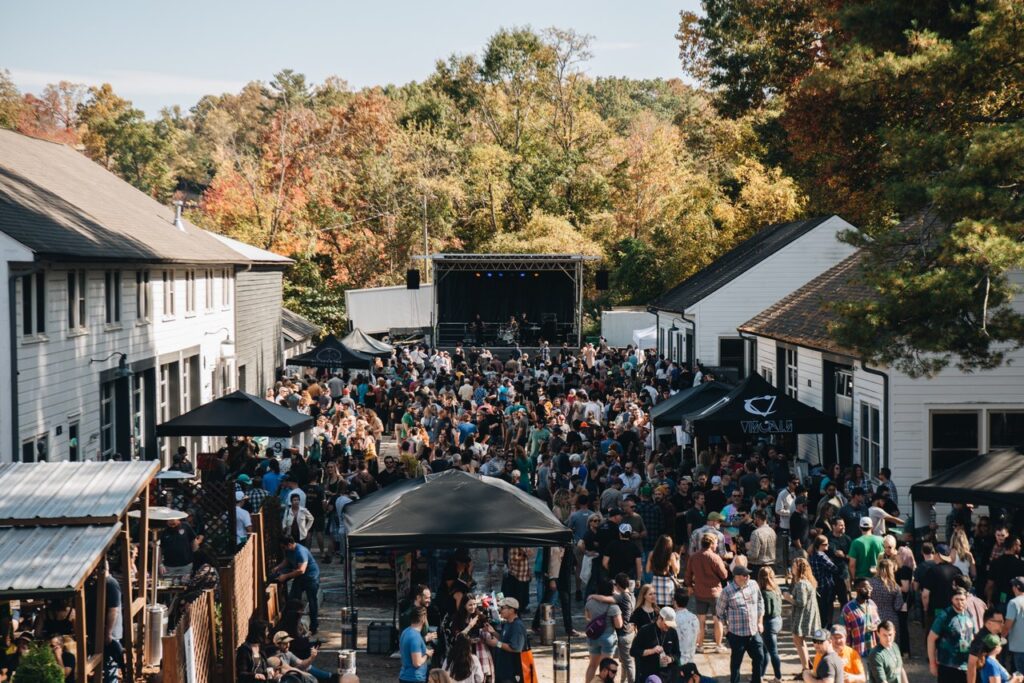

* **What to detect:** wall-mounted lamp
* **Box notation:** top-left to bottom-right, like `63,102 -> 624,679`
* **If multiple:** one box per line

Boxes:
90,351 -> 132,379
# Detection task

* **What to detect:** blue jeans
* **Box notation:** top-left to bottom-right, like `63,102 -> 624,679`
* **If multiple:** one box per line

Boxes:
1013,651 -> 1024,676
289,573 -> 320,631
727,632 -> 763,683
761,616 -> 782,679
309,665 -> 331,680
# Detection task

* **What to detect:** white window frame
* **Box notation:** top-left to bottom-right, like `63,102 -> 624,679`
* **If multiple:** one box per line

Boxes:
100,381 -> 116,459
204,269 -> 215,311
104,270 -> 121,325
184,269 -> 196,315
20,271 -> 46,338
859,401 -> 881,475
761,366 -> 774,386
67,270 -> 87,332
785,348 -> 798,399
221,268 -> 232,308
162,270 -> 176,318
136,270 -> 151,322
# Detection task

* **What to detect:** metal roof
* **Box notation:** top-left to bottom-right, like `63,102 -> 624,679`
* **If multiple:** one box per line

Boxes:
0,461 -> 158,525
0,523 -> 121,595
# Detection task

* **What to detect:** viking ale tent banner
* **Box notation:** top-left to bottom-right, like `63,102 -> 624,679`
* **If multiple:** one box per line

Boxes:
684,372 -> 836,435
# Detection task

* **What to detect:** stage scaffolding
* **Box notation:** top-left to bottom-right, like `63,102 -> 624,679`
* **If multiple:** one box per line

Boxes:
430,253 -> 597,348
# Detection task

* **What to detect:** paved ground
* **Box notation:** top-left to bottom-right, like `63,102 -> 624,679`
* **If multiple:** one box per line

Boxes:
310,440 -> 931,681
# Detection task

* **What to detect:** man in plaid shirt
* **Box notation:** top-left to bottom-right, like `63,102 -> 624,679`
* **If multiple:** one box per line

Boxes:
505,547 -> 534,615
716,566 -> 765,683
842,578 -> 881,656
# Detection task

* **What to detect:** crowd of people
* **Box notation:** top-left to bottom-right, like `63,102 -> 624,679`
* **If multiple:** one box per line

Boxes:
93,337 -> 1024,683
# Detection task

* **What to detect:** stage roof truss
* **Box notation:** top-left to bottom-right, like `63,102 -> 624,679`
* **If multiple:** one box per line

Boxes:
431,253 -> 597,272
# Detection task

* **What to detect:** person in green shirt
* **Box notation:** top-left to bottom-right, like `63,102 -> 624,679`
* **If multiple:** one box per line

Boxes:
848,517 -> 885,579
866,619 -> 908,683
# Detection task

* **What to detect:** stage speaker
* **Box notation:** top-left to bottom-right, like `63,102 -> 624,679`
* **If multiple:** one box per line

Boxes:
596,269 -> 610,291
406,269 -> 420,289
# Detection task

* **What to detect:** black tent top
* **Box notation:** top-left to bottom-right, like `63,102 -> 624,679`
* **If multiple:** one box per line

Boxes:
910,449 -> 1024,509
344,469 -> 573,550
649,381 -> 732,428
155,390 -> 314,438
341,328 -> 394,358
684,372 -> 835,435
286,334 -> 373,369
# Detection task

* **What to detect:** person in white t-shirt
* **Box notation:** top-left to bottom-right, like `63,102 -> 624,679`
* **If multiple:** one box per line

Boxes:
674,589 -> 701,665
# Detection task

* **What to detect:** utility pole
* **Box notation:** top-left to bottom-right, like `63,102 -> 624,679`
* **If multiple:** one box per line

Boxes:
422,193 -> 429,283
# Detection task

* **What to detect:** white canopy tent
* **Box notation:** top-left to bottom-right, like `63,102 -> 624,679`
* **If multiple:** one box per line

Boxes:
632,325 -> 657,349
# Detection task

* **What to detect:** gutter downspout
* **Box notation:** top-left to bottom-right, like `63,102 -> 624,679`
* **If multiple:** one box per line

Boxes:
860,359 -> 894,517
8,272 -> 18,461
737,329 -> 756,377
676,314 -> 696,368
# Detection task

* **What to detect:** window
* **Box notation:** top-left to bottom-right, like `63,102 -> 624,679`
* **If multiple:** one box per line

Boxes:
719,338 -> 746,375
162,270 -> 176,317
761,366 -> 774,386
990,412 -> 1024,450
931,411 -> 980,474
100,381 -> 116,458
204,269 -> 215,310
221,269 -> 232,307
835,370 -> 854,425
136,270 -> 151,321
20,272 -> 46,336
66,270 -> 86,331
132,373 -> 146,460
104,270 -> 121,324
68,422 -> 79,462
20,435 -> 48,462
860,402 -> 881,475
184,270 -> 196,314
785,348 -> 798,399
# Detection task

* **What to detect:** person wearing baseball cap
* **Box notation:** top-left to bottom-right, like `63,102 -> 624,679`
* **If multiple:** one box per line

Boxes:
272,630 -> 325,679
629,606 -> 680,683
803,628 -> 845,683
604,522 -> 643,583
848,516 -> 884,580
716,564 -> 765,683
810,624 -> 866,683
482,597 -> 527,683
688,512 -> 731,560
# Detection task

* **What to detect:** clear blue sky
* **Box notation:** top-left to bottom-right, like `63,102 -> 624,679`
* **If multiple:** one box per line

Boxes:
0,0 -> 700,117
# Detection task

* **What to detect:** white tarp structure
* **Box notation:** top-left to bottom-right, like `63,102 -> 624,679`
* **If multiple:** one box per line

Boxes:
632,325 -> 657,349
601,309 -> 655,347
344,284 -> 433,335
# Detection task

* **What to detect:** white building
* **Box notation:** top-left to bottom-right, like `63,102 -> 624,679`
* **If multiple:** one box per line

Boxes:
648,215 -> 857,378
0,129 -> 269,463
739,215 -> 1024,494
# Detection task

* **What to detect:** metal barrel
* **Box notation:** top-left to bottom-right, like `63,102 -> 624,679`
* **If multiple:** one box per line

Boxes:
539,603 -> 555,645
552,640 -> 569,683
337,649 -> 357,674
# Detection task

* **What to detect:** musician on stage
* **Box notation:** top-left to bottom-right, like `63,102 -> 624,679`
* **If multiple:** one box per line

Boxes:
519,312 -> 532,344
507,315 -> 520,343
471,313 -> 485,345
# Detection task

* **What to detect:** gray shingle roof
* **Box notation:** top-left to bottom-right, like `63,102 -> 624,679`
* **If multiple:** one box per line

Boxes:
0,129 -> 249,263
650,216 -> 834,313
282,308 -> 321,342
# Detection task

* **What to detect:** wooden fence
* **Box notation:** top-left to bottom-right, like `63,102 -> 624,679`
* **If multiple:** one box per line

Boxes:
161,589 -> 217,683
220,535 -> 258,683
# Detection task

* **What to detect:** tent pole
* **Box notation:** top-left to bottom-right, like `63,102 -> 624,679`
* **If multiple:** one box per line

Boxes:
346,541 -> 354,614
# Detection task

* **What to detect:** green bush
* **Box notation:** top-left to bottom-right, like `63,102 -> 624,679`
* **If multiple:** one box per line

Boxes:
12,643 -> 64,683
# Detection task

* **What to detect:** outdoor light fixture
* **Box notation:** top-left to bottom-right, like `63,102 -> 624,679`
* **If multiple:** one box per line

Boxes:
205,327 -> 236,359
89,351 -> 132,378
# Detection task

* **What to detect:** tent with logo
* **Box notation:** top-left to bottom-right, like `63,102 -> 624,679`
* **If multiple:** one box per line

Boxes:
683,372 -> 836,436
650,381 -> 732,428
285,333 -> 374,369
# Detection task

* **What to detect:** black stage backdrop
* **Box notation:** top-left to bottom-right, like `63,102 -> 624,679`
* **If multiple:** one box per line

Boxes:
436,270 -> 574,323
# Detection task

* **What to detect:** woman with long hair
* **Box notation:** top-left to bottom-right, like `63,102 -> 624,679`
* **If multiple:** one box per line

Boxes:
869,558 -> 905,626
949,528 -> 977,578
757,568 -> 783,683
444,633 -> 484,683
647,534 -> 681,608
629,584 -> 659,630
784,558 -> 821,671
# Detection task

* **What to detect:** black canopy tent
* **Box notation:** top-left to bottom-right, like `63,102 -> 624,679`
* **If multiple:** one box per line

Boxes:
285,333 -> 374,369
341,328 -> 394,358
342,468 -> 573,611
649,381 -> 732,428
910,449 -> 1024,510
684,372 -> 836,436
155,390 -> 315,437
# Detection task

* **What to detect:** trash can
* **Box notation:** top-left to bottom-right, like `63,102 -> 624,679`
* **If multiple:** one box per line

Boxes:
145,604 -> 168,666
552,640 -> 569,683
337,649 -> 357,675
539,604 -> 555,645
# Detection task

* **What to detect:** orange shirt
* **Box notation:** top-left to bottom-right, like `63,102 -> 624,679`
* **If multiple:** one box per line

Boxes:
813,645 -> 864,677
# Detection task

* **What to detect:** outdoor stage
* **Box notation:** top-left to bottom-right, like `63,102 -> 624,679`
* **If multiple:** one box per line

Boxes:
431,253 -> 595,347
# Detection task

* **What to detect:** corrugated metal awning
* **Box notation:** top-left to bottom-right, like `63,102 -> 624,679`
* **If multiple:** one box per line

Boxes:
0,524 -> 121,595
0,461 -> 158,525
